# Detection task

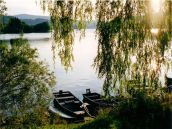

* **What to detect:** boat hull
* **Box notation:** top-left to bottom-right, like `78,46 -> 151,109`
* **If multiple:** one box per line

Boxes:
83,92 -> 113,115
53,91 -> 85,120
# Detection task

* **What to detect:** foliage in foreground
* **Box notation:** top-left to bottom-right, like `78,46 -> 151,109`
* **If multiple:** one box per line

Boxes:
76,91 -> 172,129
0,39 -> 56,126
1,90 -> 171,129
113,90 -> 172,129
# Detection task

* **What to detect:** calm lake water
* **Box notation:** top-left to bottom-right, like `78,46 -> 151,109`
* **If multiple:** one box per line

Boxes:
1,30 -> 172,99
0,30 -> 103,99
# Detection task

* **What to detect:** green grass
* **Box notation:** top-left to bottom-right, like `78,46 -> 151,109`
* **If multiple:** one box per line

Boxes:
38,109 -> 118,129
38,124 -> 80,129
2,93 -> 172,129
20,109 -> 117,129
1,124 -> 80,129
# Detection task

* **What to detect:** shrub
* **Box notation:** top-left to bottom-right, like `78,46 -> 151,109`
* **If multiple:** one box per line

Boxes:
113,90 -> 172,129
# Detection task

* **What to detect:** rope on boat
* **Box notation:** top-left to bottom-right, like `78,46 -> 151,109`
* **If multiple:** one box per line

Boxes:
81,103 -> 95,118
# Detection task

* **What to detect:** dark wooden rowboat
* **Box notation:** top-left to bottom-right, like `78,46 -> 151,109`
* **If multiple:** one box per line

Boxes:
166,76 -> 172,86
53,90 -> 85,120
83,89 -> 113,108
165,76 -> 172,93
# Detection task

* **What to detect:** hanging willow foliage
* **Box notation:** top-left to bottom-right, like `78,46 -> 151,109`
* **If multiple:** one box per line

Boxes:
41,0 -> 172,96
94,0 -> 172,96
40,0 -> 93,71
0,0 -> 7,31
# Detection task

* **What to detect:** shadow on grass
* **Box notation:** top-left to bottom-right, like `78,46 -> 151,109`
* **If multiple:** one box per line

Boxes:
75,116 -> 113,129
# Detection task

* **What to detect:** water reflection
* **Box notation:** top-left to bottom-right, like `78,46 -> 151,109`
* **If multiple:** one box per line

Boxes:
0,33 -> 51,41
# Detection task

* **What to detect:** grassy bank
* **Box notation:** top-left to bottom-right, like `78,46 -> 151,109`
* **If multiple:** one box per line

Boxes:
39,92 -> 172,129
1,92 -> 172,129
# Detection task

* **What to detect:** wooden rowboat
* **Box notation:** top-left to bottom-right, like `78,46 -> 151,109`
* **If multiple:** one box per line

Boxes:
165,76 -> 172,93
83,89 -> 112,107
53,90 -> 85,120
82,89 -> 114,116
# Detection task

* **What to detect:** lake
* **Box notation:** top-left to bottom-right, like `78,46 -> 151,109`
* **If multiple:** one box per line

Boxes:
0,30 -> 104,99
1,30 -> 172,99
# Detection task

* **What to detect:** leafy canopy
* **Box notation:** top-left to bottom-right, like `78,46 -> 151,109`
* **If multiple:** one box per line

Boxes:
0,0 -> 7,30
0,39 -> 55,118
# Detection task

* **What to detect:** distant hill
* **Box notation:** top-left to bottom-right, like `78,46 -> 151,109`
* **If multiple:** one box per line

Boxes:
14,14 -> 50,20
20,18 -> 50,26
14,14 -> 50,26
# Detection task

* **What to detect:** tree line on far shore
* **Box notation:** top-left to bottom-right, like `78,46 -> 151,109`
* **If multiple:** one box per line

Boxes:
1,17 -> 50,34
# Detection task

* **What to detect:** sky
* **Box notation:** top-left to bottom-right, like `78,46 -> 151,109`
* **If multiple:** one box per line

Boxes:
5,0 -> 48,16
5,0 -> 160,16
5,0 -> 97,16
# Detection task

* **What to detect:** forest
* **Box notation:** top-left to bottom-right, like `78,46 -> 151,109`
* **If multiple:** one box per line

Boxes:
1,17 -> 50,33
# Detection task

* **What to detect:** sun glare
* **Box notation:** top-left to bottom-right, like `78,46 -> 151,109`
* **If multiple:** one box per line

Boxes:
151,28 -> 159,34
151,0 -> 161,13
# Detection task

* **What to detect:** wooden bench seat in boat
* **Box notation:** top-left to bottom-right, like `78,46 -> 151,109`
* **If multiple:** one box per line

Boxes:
59,100 -> 80,105
56,96 -> 75,100
74,111 -> 85,115
64,100 -> 80,103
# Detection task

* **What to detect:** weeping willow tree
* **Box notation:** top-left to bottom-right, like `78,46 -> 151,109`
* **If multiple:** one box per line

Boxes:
41,0 -> 172,96
40,0 -> 93,71
0,0 -> 7,32
95,0 -> 154,95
